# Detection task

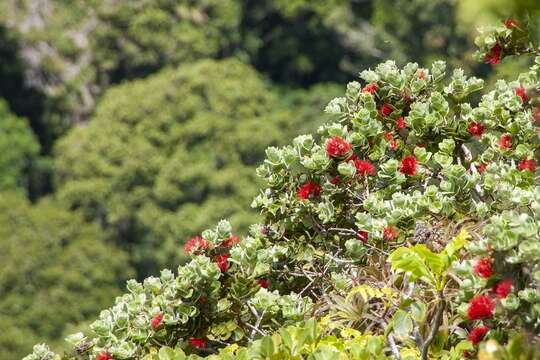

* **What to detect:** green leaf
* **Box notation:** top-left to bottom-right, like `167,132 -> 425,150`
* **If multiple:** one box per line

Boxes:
388,247 -> 436,286
392,310 -> 413,341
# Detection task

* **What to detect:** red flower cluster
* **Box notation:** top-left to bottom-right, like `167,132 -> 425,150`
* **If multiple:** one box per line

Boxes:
505,18 -> 518,29
499,135 -> 512,150
477,163 -> 487,173
258,279 -> 269,289
330,176 -> 340,185
151,312 -> 164,330
483,43 -> 502,65
355,159 -> 376,177
518,159 -> 536,172
189,338 -> 207,348
357,230 -> 369,243
385,132 -> 399,151
298,181 -> 322,200
468,326 -> 489,345
362,82 -> 378,94
223,235 -> 240,248
396,116 -> 406,129
492,279 -> 513,299
468,295 -> 494,320
473,258 -> 493,279
184,236 -> 208,254
214,254 -> 230,272
400,155 -> 417,176
326,136 -> 352,158
515,87 -> 528,103
379,103 -> 393,117
96,352 -> 113,360
468,122 -> 485,138
383,226 -> 399,241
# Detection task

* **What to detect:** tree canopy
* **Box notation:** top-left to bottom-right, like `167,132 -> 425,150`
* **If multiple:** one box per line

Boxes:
0,99 -> 39,193
0,192 -> 133,359
53,58 -> 339,275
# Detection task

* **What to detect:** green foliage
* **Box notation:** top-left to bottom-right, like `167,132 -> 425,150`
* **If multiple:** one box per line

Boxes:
0,99 -> 39,193
0,192 -> 133,359
53,58 -> 335,275
0,0 -> 242,137
372,0 -> 472,68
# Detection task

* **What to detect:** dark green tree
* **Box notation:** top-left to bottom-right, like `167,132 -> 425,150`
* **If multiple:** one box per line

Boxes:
0,192 -> 133,359
0,99 -> 40,194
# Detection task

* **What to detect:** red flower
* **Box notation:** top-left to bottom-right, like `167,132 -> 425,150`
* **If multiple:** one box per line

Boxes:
483,43 -> 501,65
326,136 -> 352,158
223,235 -> 240,248
96,352 -> 113,360
499,135 -> 512,150
400,155 -> 417,176
515,87 -> 528,103
151,312 -> 164,330
468,295 -> 494,320
189,338 -> 207,349
184,236 -> 208,254
258,279 -> 269,289
418,69 -> 426,80
477,163 -> 487,173
354,159 -> 376,177
330,176 -> 340,185
468,122 -> 485,138
469,326 -> 489,345
505,18 -> 518,29
396,116 -> 406,129
347,153 -> 357,162
214,254 -> 230,272
383,226 -> 399,241
492,279 -> 513,299
357,230 -> 369,243
362,82 -> 378,94
518,159 -> 536,172
379,103 -> 393,117
384,133 -> 398,151
473,258 -> 493,279
298,182 -> 322,200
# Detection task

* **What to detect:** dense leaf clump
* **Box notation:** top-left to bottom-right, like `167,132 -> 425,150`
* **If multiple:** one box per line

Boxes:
0,99 -> 39,193
0,192 -> 133,359
25,17 -> 540,360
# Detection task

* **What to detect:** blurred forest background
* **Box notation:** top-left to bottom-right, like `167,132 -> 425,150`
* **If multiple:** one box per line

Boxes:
0,0 -> 539,358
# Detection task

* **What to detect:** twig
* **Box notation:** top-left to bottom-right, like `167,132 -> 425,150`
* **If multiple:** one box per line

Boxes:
388,333 -> 402,360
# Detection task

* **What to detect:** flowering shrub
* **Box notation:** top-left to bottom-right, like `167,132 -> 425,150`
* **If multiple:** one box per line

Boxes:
25,16 -> 540,360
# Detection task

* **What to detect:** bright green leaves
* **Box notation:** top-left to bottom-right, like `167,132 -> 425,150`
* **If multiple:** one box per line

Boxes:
389,244 -> 439,287
391,310 -> 414,341
389,229 -> 469,290
158,347 -> 186,360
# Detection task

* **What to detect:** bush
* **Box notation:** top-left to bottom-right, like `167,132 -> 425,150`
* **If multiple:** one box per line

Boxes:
25,17 -> 540,360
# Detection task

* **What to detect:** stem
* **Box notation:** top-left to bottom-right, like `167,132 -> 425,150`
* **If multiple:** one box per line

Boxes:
388,333 -> 402,360
420,291 -> 445,360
